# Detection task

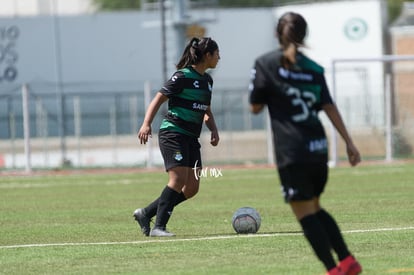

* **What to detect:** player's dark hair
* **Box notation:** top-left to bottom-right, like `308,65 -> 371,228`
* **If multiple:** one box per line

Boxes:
276,12 -> 307,68
176,37 -> 219,69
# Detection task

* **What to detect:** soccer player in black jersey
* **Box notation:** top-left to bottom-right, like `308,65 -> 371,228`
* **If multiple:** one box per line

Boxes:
133,37 -> 220,237
249,12 -> 362,275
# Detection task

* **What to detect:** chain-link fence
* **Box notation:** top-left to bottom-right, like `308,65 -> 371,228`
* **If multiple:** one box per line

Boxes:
1,56 -> 414,170
0,81 -> 270,169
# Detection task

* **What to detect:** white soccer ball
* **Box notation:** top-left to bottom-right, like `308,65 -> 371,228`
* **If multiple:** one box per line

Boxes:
232,207 -> 261,234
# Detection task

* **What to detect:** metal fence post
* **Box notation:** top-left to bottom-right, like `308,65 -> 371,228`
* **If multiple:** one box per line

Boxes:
22,84 -> 32,173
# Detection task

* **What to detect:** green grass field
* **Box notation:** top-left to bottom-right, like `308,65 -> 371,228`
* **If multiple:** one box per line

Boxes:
1,163 -> 413,274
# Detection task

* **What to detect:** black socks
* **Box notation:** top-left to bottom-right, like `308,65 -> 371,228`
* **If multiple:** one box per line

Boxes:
144,190 -> 187,219
316,209 -> 350,261
299,214 -> 336,270
154,186 -> 180,229
175,192 -> 187,205
144,198 -> 160,218
300,209 -> 352,271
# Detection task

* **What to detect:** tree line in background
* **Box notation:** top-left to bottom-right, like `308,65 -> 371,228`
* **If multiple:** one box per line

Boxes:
93,0 -> 413,24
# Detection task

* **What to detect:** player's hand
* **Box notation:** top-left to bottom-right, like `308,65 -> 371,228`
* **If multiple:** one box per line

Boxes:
346,142 -> 361,166
138,124 -> 152,145
210,130 -> 219,146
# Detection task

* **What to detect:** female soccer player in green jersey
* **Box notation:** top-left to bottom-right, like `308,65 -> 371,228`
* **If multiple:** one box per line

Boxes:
134,37 -> 220,237
249,12 -> 362,275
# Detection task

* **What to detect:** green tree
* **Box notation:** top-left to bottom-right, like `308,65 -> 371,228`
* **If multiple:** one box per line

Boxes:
388,0 -> 414,23
93,0 -> 143,10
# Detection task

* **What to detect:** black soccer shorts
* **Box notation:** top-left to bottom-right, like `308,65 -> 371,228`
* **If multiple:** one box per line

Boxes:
158,130 -> 202,171
277,162 -> 328,202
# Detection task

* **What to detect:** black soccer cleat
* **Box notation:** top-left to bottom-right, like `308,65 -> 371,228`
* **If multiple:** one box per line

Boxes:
133,208 -> 151,236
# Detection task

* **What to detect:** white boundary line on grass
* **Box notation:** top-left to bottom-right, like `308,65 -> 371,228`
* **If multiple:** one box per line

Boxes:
1,226 -> 414,250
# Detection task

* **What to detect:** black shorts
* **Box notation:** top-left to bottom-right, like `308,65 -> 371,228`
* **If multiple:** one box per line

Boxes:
277,163 -> 328,203
158,130 -> 202,171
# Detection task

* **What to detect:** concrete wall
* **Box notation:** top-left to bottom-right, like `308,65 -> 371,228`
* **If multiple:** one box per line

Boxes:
2,1 -> 403,169
1,1 -> 385,92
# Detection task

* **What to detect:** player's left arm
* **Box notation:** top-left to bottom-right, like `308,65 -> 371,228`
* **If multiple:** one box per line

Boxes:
250,104 -> 265,114
322,103 -> 361,166
204,106 -> 219,146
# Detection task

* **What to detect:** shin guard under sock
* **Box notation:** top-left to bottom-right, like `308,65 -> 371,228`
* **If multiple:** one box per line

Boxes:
299,214 -> 336,270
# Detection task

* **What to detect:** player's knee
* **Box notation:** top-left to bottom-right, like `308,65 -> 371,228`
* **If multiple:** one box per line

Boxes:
183,185 -> 199,198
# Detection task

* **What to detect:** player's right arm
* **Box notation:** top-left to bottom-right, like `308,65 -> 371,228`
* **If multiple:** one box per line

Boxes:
249,61 -> 268,114
250,104 -> 265,114
138,92 -> 168,145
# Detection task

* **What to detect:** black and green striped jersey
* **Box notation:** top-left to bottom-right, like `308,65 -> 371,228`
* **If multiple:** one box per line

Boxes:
249,49 -> 333,168
160,66 -> 213,137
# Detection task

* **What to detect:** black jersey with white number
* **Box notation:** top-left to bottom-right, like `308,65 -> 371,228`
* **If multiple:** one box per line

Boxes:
249,49 -> 333,168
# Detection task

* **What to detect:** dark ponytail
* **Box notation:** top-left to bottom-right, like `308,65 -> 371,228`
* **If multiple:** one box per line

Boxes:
276,12 -> 307,68
176,37 -> 218,69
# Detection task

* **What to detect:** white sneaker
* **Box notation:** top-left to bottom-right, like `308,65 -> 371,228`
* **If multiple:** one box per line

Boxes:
150,227 -> 175,237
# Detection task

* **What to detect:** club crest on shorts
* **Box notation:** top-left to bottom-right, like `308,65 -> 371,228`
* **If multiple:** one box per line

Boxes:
174,151 -> 183,161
